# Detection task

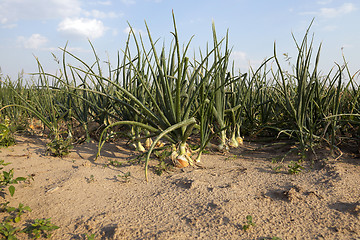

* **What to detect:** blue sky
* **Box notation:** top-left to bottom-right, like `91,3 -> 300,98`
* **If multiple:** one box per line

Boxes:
0,0 -> 359,80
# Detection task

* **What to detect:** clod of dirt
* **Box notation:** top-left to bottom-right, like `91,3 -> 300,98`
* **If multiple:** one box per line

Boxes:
173,177 -> 194,189
284,187 -> 301,202
353,201 -> 360,216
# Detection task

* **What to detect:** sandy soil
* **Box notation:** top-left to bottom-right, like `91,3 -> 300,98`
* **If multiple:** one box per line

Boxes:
1,134 -> 360,240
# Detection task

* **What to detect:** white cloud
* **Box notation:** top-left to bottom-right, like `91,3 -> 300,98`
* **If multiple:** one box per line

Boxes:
112,29 -> 119,36
230,51 -> 248,70
301,3 -> 357,18
323,25 -> 338,31
17,34 -> 48,49
319,3 -> 356,18
0,0 -> 82,24
84,10 -> 121,19
1,23 -> 17,29
122,0 -> 136,5
232,51 -> 247,61
0,17 -> 16,28
317,0 -> 333,5
48,46 -> 90,53
97,1 -> 112,5
0,18 -> 7,24
341,44 -> 353,49
57,18 -> 106,39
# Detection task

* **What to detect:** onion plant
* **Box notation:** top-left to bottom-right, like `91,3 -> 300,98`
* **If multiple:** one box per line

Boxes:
273,21 -> 352,157
1,59 -> 74,156
2,15 -> 359,178
274,23 -> 322,154
63,12 -> 230,180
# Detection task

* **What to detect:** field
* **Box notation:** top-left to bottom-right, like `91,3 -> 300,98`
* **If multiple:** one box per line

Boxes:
0,134 -> 359,239
0,16 -> 359,239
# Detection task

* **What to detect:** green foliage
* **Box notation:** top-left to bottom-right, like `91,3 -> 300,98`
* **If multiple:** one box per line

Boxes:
154,161 -> 172,176
85,233 -> 96,240
0,16 -> 359,181
0,161 -> 58,240
117,172 -> 131,183
0,121 -> 16,147
0,222 -> 20,240
0,160 -> 27,197
1,203 -> 32,223
153,149 -> 172,161
107,160 -> 123,168
0,202 -> 31,240
46,137 -> 73,157
272,165 -> 283,173
288,161 -> 304,174
242,215 -> 255,232
86,175 -> 95,183
23,218 -> 59,239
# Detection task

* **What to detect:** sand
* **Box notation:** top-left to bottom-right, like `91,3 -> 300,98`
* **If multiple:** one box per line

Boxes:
0,134 -> 359,239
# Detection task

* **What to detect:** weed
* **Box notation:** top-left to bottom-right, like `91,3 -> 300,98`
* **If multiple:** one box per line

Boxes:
153,149 -> 172,161
85,233 -> 96,240
23,173 -> 35,185
288,161 -> 304,174
270,156 -> 282,164
272,166 -> 283,173
0,160 -> 27,197
0,222 -> 20,240
86,175 -> 95,183
0,120 -> 16,147
0,201 -> 10,210
23,218 -> 59,239
117,172 -> 131,183
188,144 -> 200,151
108,160 -> 123,168
3,203 -> 32,223
242,215 -> 255,232
154,161 -> 172,176
46,137 -> 73,157
224,154 -> 239,161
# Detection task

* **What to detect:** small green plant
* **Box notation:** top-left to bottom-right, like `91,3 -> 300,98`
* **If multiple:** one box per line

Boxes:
46,137 -> 73,157
224,154 -> 239,161
86,175 -> 95,183
154,161 -> 170,176
0,160 -> 27,197
25,173 -> 35,184
0,202 -> 31,240
117,172 -> 131,183
23,218 -> 59,239
260,237 -> 282,240
85,233 -> 96,240
288,161 -> 304,174
0,120 -> 16,147
0,222 -> 20,240
270,156 -> 282,164
108,160 -> 123,167
272,165 -> 283,173
3,203 -> 32,223
242,215 -> 255,232
153,149 -> 172,161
